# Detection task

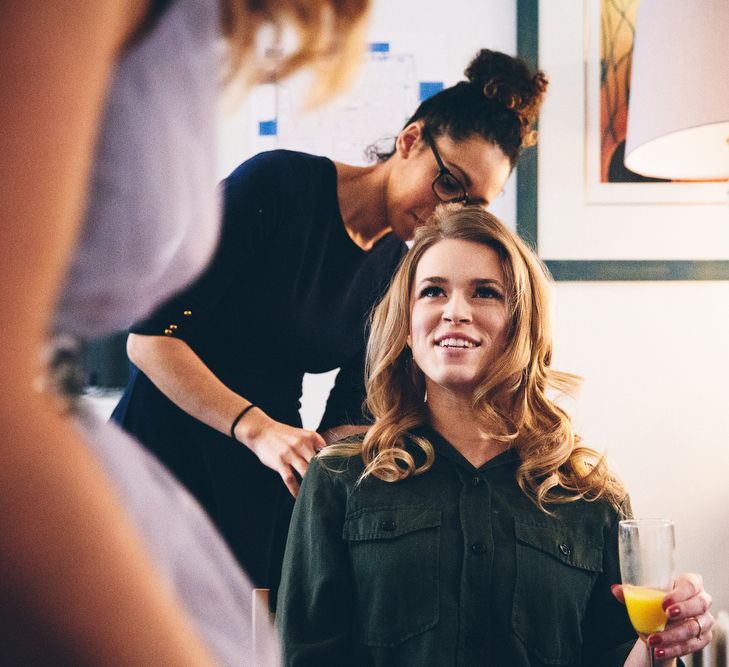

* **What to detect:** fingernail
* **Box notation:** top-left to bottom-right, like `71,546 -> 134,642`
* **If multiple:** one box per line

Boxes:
648,635 -> 662,646
668,605 -> 681,618
662,597 -> 674,611
655,648 -> 666,659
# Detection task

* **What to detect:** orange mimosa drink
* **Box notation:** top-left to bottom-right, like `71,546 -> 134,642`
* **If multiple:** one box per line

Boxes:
623,585 -> 668,637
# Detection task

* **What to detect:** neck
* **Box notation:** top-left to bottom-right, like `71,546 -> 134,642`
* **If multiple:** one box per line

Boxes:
335,160 -> 392,251
426,384 -> 508,468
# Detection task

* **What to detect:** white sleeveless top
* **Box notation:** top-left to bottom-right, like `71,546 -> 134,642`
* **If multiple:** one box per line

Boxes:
55,0 -> 220,337
52,0 -> 276,663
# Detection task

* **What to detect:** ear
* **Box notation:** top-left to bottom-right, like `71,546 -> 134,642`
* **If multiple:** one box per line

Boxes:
395,122 -> 423,160
406,333 -> 412,348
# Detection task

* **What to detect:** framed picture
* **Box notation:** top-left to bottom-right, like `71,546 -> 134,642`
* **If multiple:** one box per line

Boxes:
584,0 -> 726,204
516,0 -> 729,280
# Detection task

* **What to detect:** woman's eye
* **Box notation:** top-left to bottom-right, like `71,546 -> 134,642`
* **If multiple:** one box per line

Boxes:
475,286 -> 503,300
437,175 -> 462,195
419,285 -> 444,298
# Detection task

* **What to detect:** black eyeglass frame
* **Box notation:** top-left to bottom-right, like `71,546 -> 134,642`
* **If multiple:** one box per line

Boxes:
421,127 -> 472,205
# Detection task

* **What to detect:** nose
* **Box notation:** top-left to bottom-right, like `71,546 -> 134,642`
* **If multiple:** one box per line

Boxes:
442,291 -> 471,324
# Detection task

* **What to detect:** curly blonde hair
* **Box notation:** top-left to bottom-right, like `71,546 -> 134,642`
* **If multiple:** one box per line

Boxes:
221,0 -> 370,103
322,205 -> 625,512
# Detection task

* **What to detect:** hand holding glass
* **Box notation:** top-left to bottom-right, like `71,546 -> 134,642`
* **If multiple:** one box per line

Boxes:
618,519 -> 675,665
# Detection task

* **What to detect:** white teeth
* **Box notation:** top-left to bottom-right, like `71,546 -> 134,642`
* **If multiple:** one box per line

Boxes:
437,337 -> 476,348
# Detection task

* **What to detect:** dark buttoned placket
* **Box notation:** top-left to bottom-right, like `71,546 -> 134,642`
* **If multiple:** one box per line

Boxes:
423,428 -> 518,666
456,465 -> 494,665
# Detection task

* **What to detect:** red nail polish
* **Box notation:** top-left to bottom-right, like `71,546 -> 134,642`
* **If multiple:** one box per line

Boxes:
649,635 -> 662,646
668,605 -> 681,618
662,597 -> 674,611
655,648 -> 666,659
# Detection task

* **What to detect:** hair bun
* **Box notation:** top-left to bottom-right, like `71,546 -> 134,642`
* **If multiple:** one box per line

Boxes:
482,80 -> 523,111
464,49 -> 548,133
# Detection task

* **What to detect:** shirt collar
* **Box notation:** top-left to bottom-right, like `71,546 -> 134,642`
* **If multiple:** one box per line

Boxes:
413,424 -> 519,473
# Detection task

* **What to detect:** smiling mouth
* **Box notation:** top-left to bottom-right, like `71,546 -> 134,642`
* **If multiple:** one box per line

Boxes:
436,338 -> 480,349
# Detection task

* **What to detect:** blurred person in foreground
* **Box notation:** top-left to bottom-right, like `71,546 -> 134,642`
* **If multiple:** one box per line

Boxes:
0,0 -> 369,663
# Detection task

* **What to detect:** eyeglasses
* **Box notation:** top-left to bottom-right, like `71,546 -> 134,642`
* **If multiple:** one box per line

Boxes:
422,127 -> 472,205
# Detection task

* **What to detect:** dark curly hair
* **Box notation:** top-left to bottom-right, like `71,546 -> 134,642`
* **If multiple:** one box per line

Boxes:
367,49 -> 548,167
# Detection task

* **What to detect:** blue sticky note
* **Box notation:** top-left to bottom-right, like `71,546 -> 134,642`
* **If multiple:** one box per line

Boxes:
258,120 -> 277,136
368,42 -> 390,53
419,81 -> 444,101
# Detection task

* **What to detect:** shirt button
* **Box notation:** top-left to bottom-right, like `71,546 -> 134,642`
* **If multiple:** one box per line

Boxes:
470,542 -> 487,555
559,543 -> 571,556
183,309 -> 192,316
379,519 -> 397,532
470,476 -> 481,486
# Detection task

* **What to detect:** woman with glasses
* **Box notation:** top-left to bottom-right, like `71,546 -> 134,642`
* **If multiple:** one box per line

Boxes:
111,48 -> 548,605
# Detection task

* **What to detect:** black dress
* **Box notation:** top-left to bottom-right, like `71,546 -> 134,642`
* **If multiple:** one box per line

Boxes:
112,150 -> 407,600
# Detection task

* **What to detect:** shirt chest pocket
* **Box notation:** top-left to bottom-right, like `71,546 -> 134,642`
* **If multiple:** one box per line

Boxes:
342,507 -> 441,647
512,519 -> 604,665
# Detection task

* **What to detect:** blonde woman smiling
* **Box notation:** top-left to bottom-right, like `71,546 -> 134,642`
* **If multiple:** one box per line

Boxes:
277,206 -> 713,666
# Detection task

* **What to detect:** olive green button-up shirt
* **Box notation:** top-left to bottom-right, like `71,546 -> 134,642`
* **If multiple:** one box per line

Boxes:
277,427 -> 637,666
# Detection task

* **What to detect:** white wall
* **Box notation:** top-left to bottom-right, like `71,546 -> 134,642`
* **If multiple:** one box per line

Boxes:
218,0 -> 729,614
536,0 -> 729,614
553,282 -> 729,613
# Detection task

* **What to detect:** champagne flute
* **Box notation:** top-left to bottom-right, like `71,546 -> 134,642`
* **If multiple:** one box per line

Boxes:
618,519 -> 675,667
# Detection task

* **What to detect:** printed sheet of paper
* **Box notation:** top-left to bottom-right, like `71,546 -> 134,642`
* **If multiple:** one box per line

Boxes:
253,52 -> 418,165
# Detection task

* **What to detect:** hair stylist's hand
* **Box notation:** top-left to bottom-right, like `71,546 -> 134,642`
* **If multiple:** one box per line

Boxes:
234,408 -> 325,497
613,573 -> 714,664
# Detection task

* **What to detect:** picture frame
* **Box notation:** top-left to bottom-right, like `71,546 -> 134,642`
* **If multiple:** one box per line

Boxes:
516,0 -> 729,280
583,0 -> 726,205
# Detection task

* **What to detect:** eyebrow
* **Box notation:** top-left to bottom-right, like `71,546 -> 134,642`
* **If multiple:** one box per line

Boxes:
418,276 -> 505,290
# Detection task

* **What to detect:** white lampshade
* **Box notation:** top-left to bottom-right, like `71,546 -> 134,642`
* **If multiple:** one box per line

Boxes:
625,0 -> 729,180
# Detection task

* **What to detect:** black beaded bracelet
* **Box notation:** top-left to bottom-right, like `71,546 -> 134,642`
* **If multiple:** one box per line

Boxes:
230,404 -> 256,441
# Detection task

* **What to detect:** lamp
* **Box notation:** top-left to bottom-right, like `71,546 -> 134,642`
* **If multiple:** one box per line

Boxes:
624,0 -> 729,180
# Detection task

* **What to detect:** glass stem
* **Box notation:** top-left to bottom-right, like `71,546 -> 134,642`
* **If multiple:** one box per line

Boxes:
648,640 -> 657,667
